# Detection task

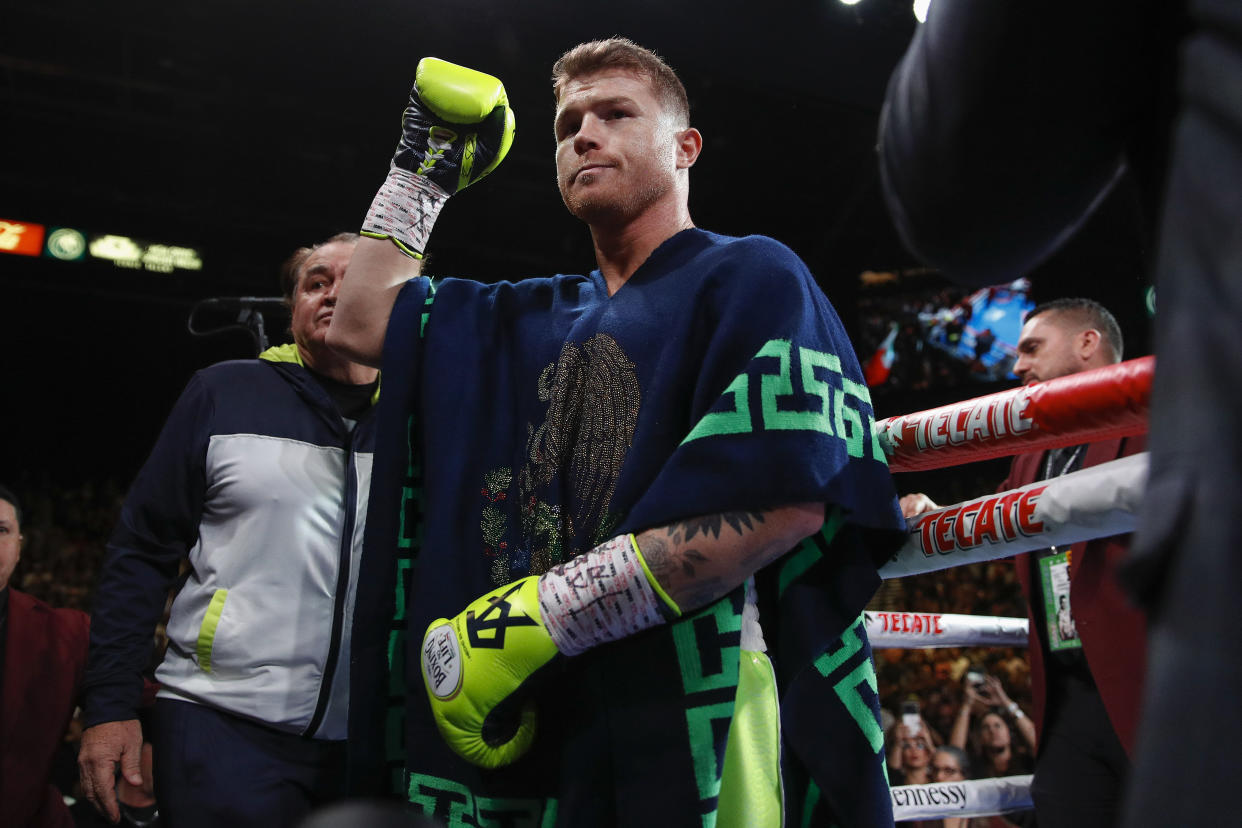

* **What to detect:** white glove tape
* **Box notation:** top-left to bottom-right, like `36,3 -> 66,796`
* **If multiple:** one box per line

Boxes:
363,167 -> 448,258
537,534 -> 667,657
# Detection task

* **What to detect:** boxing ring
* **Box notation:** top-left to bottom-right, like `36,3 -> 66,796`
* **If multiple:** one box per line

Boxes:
870,356 -> 1153,822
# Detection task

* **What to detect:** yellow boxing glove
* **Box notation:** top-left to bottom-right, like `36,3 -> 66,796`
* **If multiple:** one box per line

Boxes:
421,534 -> 681,769
363,57 -> 516,259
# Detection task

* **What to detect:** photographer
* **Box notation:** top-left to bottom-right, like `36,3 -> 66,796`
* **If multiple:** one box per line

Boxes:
950,672 -> 1036,779
888,699 -> 943,785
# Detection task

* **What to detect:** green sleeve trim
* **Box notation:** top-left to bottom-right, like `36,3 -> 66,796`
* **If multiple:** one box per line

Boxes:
631,533 -> 682,617
196,588 -> 228,673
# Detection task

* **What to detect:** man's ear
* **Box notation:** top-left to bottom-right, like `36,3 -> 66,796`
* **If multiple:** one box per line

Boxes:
1078,328 -> 1102,362
675,127 -> 703,169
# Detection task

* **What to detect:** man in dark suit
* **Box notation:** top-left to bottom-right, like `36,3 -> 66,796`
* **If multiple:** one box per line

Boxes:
1001,300 -> 1146,827
903,299 -> 1146,827
0,484 -> 90,828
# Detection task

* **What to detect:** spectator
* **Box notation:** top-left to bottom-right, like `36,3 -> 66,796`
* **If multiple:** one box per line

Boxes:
888,698 -> 943,786
932,744 -> 972,783
0,483 -> 90,828
929,746 -> 1022,828
930,746 -> 975,828
889,726 -> 938,786
944,683 -> 1036,828
950,675 -> 1036,779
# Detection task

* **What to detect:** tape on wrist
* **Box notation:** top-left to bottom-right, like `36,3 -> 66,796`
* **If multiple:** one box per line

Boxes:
537,534 -> 671,657
362,167 -> 448,259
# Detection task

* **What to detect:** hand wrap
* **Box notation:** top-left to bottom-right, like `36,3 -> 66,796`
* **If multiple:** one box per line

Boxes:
537,533 -> 680,656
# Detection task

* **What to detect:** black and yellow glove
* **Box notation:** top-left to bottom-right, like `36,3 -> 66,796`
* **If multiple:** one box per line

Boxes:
421,534 -> 681,769
362,57 -> 515,258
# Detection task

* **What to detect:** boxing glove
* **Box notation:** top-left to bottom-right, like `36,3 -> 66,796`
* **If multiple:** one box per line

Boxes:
421,534 -> 681,768
363,57 -> 516,258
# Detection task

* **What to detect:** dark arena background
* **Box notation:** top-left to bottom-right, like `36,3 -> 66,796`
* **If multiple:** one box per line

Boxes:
2,0 -> 1156,817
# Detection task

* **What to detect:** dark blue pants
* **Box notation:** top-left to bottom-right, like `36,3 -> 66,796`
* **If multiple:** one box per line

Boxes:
151,699 -> 346,828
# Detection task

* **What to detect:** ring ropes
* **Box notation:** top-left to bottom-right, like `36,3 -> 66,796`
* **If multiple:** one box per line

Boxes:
874,357 -> 1152,821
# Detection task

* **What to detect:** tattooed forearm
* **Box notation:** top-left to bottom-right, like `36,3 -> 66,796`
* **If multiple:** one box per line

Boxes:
641,534 -> 728,606
667,510 -> 766,543
676,576 -> 733,613
679,547 -> 709,577
636,503 -> 821,614
641,534 -> 676,585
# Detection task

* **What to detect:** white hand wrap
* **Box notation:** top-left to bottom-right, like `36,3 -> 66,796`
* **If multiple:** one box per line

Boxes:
536,534 -> 668,657
362,167 -> 448,258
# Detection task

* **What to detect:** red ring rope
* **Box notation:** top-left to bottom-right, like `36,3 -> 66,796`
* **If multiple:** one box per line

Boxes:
874,356 -> 1152,472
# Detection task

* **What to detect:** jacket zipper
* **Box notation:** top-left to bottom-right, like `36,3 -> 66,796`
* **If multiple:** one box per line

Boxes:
304,421 -> 360,737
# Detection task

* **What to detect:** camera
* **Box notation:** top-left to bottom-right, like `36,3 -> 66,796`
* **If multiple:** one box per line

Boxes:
965,665 -> 987,687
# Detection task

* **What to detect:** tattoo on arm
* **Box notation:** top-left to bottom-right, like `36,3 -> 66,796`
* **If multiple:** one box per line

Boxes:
639,507 -> 811,613
668,510 -> 766,543
679,547 -> 709,577
642,534 -> 676,584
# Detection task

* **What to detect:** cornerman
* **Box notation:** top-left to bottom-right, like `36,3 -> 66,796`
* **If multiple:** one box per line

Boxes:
79,234 -> 382,828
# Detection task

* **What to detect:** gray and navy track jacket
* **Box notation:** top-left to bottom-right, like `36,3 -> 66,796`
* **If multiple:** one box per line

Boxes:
83,344 -> 376,739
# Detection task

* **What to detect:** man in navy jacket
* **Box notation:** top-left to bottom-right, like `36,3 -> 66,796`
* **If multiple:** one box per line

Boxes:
78,234 -> 381,828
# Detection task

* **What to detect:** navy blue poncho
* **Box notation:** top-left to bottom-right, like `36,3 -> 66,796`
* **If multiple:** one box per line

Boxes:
350,228 -> 906,826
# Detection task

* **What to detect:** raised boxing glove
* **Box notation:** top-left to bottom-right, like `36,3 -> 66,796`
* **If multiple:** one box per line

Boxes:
421,534 -> 681,769
363,57 -> 516,259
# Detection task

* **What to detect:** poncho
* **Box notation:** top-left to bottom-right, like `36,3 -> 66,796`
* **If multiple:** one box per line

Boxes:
349,228 -> 906,826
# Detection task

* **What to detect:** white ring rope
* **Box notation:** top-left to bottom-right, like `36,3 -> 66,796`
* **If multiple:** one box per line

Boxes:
880,452 -> 1148,579
865,611 -> 1029,648
891,775 -> 1034,821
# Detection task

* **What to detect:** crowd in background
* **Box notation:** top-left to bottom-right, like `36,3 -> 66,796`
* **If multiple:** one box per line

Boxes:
874,558 -> 1031,717
7,472 -> 122,613
875,560 -> 1036,827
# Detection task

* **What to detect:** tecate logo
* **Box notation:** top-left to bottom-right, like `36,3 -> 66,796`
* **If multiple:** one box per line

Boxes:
423,623 -> 463,700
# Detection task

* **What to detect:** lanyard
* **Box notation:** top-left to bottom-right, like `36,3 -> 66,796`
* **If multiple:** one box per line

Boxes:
1043,444 -> 1084,572
1043,444 -> 1084,480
